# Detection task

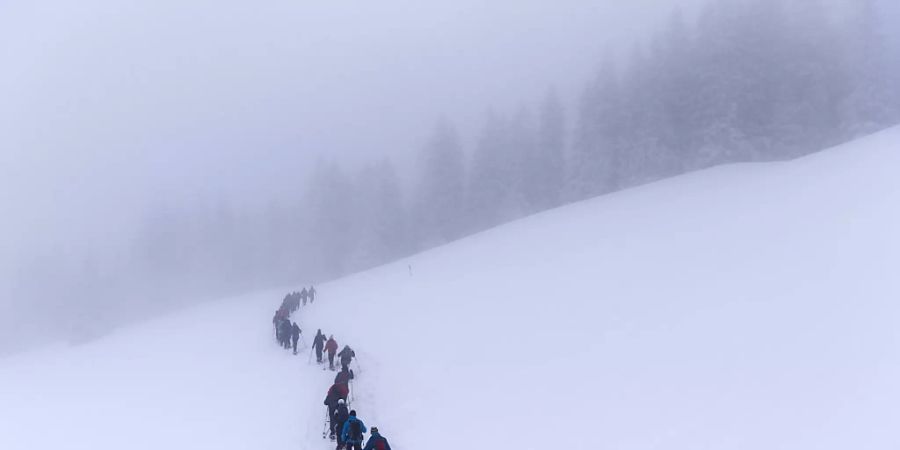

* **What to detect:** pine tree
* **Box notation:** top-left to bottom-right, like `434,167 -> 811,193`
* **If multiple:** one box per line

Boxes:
529,89 -> 566,210
467,111 -> 512,231
505,107 -> 536,218
414,119 -> 466,248
567,59 -> 623,201
350,159 -> 408,270
841,0 -> 900,137
306,160 -> 354,278
619,43 -> 676,186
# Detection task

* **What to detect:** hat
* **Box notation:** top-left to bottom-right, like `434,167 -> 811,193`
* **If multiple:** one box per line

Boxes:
371,427 -> 379,433
349,410 -> 357,416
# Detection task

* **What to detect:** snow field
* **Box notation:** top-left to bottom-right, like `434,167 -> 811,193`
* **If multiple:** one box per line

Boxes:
2,127 -> 900,449
302,127 -> 900,450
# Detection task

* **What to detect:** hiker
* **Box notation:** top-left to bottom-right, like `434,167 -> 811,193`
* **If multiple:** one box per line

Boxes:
341,410 -> 367,450
275,316 -> 285,347
272,311 -> 281,342
309,285 -> 317,303
279,319 -> 292,350
331,398 -> 349,444
291,322 -> 301,354
334,365 -> 354,385
313,329 -> 326,363
324,382 -> 350,432
325,335 -> 338,370
363,427 -> 391,450
338,345 -> 355,370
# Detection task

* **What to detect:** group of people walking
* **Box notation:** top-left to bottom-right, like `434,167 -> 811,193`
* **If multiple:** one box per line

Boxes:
271,290 -> 392,450
327,405 -> 390,450
312,329 -> 357,371
282,286 -> 317,312
272,289 -> 314,354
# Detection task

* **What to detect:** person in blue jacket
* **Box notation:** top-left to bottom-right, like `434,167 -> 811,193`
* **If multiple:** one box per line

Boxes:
341,410 -> 367,450
363,427 -> 391,450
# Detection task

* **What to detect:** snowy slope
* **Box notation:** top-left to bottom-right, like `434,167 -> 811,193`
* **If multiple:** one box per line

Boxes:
3,127 -> 900,450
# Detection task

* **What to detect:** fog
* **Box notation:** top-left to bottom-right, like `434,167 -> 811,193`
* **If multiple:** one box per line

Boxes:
2,0 -> 898,353
1,0 -> 701,246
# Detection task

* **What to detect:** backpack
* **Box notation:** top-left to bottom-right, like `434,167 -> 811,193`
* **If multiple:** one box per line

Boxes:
373,437 -> 387,450
349,419 -> 363,440
334,405 -> 349,423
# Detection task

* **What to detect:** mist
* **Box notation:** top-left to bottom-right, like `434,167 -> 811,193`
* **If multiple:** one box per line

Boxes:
2,0 -> 898,353
1,0 -> 699,243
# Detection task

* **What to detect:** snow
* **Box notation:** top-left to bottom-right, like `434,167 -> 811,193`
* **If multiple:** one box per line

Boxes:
3,127 -> 900,449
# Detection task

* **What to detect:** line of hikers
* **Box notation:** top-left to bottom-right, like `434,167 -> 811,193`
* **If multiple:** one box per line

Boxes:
272,287 -> 316,354
271,292 -> 392,450
312,329 -> 357,371
282,286 -> 317,314
316,330 -> 389,450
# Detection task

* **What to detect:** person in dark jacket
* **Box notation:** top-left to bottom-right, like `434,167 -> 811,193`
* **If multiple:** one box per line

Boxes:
272,311 -> 281,342
324,382 -> 350,430
341,410 -> 367,450
300,287 -> 309,306
330,398 -> 349,443
325,336 -> 338,370
283,293 -> 293,313
278,319 -> 292,350
309,285 -> 317,303
363,427 -> 391,450
338,345 -> 355,370
313,329 -> 326,363
290,322 -> 301,354
334,365 -> 354,385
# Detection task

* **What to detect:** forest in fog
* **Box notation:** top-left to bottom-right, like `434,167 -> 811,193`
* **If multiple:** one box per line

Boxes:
4,0 -> 900,348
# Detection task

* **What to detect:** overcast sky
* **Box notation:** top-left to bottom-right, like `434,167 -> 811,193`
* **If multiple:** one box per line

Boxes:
0,0 -> 709,278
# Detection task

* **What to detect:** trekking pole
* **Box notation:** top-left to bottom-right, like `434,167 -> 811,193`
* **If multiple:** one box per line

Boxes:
308,345 -> 314,364
322,407 -> 330,439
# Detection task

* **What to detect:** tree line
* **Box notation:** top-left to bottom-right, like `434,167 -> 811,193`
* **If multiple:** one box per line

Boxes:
132,0 -> 900,307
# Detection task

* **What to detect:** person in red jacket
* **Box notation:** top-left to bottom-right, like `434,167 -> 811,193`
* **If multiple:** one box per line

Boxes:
324,382 -> 349,405
334,365 -> 354,385
323,381 -> 350,435
324,335 -> 338,370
